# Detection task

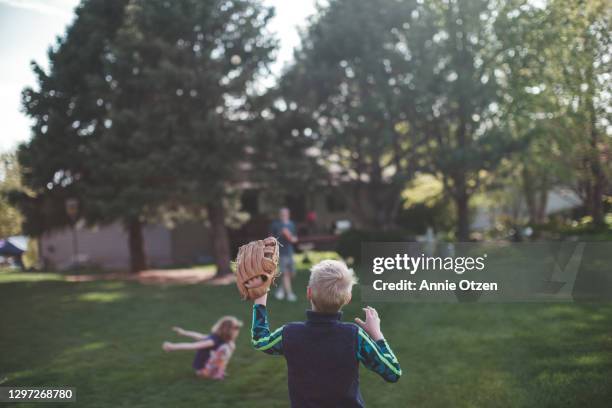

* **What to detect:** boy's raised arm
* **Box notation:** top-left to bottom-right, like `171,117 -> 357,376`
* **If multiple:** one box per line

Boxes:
355,307 -> 402,383
251,294 -> 284,355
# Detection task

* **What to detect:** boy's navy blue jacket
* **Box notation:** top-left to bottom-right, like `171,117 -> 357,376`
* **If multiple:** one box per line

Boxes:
251,304 -> 401,408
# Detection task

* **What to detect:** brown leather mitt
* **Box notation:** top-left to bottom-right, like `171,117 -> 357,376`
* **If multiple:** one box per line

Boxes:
235,237 -> 279,300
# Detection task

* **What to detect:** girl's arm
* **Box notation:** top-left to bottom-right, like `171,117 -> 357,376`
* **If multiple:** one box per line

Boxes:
163,339 -> 214,351
172,326 -> 207,340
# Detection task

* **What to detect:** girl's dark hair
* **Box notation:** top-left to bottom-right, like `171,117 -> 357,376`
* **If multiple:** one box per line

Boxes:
211,316 -> 243,342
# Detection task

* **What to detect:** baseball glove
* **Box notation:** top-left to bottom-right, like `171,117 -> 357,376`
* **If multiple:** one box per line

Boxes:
235,237 -> 279,300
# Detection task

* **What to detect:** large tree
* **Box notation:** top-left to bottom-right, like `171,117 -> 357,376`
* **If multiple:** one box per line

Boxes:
494,1 -> 577,226
18,0 -> 276,273
17,0 -> 129,242
279,0 -> 426,229
280,0 -> 527,238
396,0 -> 528,240
540,0 -> 611,226
494,0 -> 611,227
87,0 -> 276,273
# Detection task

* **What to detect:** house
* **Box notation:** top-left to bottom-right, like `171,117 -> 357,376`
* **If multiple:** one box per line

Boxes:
471,187 -> 582,231
39,186 -> 353,271
40,222 -> 215,271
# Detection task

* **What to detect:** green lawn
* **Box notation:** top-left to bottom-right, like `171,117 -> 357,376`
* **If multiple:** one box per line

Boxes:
1,257 -> 611,407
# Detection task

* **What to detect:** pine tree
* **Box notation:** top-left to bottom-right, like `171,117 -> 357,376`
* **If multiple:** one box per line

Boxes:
89,0 -> 276,273
17,0 -> 129,238
18,0 -> 276,273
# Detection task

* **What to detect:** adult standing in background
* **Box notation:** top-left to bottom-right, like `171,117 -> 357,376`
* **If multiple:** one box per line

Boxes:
270,207 -> 298,301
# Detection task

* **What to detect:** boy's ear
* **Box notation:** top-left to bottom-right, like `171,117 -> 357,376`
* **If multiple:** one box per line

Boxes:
307,286 -> 313,300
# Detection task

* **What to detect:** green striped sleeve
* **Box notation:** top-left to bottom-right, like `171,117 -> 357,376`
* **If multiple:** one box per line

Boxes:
251,304 -> 284,355
356,327 -> 402,382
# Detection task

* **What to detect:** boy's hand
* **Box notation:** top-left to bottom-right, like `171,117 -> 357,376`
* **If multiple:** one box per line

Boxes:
162,341 -> 174,352
355,306 -> 384,341
254,293 -> 268,306
172,326 -> 184,335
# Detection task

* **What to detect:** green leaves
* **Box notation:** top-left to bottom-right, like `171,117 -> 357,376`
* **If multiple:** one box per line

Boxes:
19,0 -> 276,230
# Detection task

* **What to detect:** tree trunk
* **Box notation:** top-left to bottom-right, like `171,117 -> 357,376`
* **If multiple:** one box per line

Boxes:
127,217 -> 147,273
455,191 -> 470,241
453,90 -> 470,241
207,200 -> 232,276
452,170 -> 471,241
522,167 -> 538,225
523,167 -> 549,225
582,179 -> 593,219
584,35 -> 606,227
38,237 -> 47,270
591,174 -> 604,226
588,141 -> 605,226
535,186 -> 548,225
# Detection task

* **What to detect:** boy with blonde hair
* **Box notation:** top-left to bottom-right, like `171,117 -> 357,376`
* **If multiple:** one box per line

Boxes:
250,259 -> 402,407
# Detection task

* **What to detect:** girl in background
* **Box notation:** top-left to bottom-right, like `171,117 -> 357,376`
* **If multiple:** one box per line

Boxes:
163,316 -> 242,379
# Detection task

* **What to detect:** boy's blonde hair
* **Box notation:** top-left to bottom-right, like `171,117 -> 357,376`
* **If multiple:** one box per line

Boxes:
212,316 -> 243,342
309,260 -> 357,313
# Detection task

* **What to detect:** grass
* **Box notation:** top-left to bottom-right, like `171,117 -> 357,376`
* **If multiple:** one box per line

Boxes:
1,255 -> 611,408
